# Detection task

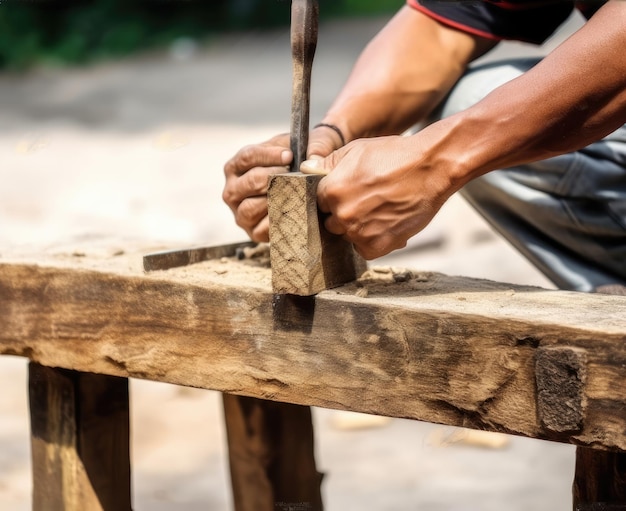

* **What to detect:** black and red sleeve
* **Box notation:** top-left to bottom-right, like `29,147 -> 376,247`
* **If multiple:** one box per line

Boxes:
407,0 -> 575,44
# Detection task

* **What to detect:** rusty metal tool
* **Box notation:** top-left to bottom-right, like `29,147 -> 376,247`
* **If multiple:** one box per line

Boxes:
143,241 -> 255,272
289,0 -> 319,172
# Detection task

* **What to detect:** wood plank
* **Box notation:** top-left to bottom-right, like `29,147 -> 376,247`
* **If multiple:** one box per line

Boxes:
29,362 -> 131,511
267,172 -> 365,295
223,394 -> 323,511
2,247 -> 626,451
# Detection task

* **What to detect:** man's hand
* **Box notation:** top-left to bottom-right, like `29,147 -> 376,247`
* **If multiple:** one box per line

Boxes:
222,128 -> 342,241
301,134 -> 456,260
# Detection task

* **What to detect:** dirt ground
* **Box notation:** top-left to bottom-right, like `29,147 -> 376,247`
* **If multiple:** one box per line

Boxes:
0,11 -> 587,511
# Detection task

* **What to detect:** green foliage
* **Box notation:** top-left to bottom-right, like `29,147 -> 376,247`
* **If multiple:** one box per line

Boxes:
0,0 -> 402,70
332,0 -> 405,15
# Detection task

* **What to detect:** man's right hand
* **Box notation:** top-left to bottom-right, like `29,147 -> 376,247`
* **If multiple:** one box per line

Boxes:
222,128 -> 342,241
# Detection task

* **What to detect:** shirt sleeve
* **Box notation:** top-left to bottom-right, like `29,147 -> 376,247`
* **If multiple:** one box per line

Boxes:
407,0 -> 574,44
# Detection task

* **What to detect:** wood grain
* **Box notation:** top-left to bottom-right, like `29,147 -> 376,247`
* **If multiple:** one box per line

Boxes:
2,248 -> 626,451
267,172 -> 365,295
29,363 -> 131,511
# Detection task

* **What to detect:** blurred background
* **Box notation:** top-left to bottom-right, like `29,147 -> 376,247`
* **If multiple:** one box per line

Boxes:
0,1 -> 583,509
0,0 -> 401,70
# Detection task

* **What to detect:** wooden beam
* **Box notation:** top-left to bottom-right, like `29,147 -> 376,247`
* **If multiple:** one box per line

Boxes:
2,248 -> 626,451
223,394 -> 323,511
29,362 -> 131,511
267,172 -> 365,295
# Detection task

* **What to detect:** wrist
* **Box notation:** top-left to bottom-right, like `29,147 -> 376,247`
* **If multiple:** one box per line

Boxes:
410,113 -> 488,195
314,123 -> 346,147
318,114 -> 357,145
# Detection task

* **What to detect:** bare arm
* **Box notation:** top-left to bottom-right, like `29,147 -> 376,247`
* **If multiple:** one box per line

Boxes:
437,0 -> 626,188
320,6 -> 497,142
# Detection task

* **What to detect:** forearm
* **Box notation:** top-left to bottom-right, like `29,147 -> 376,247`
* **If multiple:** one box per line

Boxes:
321,6 -> 496,143
438,0 -> 626,188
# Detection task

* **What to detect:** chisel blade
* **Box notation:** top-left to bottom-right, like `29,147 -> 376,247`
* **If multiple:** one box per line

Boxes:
143,241 -> 255,272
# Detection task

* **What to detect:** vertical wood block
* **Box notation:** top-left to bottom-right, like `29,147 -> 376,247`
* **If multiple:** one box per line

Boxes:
223,394 -> 324,511
29,363 -> 131,511
267,172 -> 366,295
535,347 -> 587,433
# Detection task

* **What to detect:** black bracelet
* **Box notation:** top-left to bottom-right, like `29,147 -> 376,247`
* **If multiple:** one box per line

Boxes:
314,123 -> 346,147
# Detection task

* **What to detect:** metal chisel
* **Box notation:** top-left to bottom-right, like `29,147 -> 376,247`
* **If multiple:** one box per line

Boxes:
289,0 -> 319,172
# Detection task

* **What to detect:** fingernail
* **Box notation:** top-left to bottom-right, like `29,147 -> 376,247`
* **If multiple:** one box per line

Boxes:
280,150 -> 292,165
301,158 -> 328,175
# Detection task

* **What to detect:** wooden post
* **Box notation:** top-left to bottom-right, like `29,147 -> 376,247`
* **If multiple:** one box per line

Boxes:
573,447 -> 626,510
223,394 -> 324,511
29,363 -> 131,511
267,172 -> 365,295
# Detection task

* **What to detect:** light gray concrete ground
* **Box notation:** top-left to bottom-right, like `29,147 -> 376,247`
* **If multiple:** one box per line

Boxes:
0,10 -> 586,511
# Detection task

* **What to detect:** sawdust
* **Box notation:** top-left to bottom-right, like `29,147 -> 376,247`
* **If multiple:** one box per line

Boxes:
140,248 -> 440,298
325,265 -> 435,299
165,253 -> 273,290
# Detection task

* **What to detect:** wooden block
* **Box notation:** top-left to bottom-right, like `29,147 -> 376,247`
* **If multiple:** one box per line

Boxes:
223,394 -> 323,511
267,172 -> 365,295
535,346 -> 587,433
29,363 -> 131,511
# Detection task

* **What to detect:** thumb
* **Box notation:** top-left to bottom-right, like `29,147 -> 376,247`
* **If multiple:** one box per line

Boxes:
301,154 -> 334,175
307,125 -> 343,158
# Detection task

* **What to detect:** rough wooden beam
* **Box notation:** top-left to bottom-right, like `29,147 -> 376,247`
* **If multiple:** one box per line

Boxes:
223,394 -> 323,511
29,362 -> 131,511
2,247 -> 626,451
267,172 -> 365,295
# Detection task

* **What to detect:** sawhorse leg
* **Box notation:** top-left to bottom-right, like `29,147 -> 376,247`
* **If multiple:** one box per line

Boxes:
574,447 -> 626,511
223,394 -> 324,511
29,362 -> 132,511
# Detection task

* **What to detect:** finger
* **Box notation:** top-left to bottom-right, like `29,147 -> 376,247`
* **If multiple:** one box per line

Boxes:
301,144 -> 346,175
300,155 -> 328,175
225,144 -> 292,178
308,127 -> 342,158
223,166 -> 286,209
354,234 -> 408,261
239,166 -> 285,197
323,214 -> 347,236
235,196 -> 268,233
263,132 -> 290,148
316,176 -> 333,213
301,155 -> 337,175
353,243 -> 374,261
251,215 -> 270,243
